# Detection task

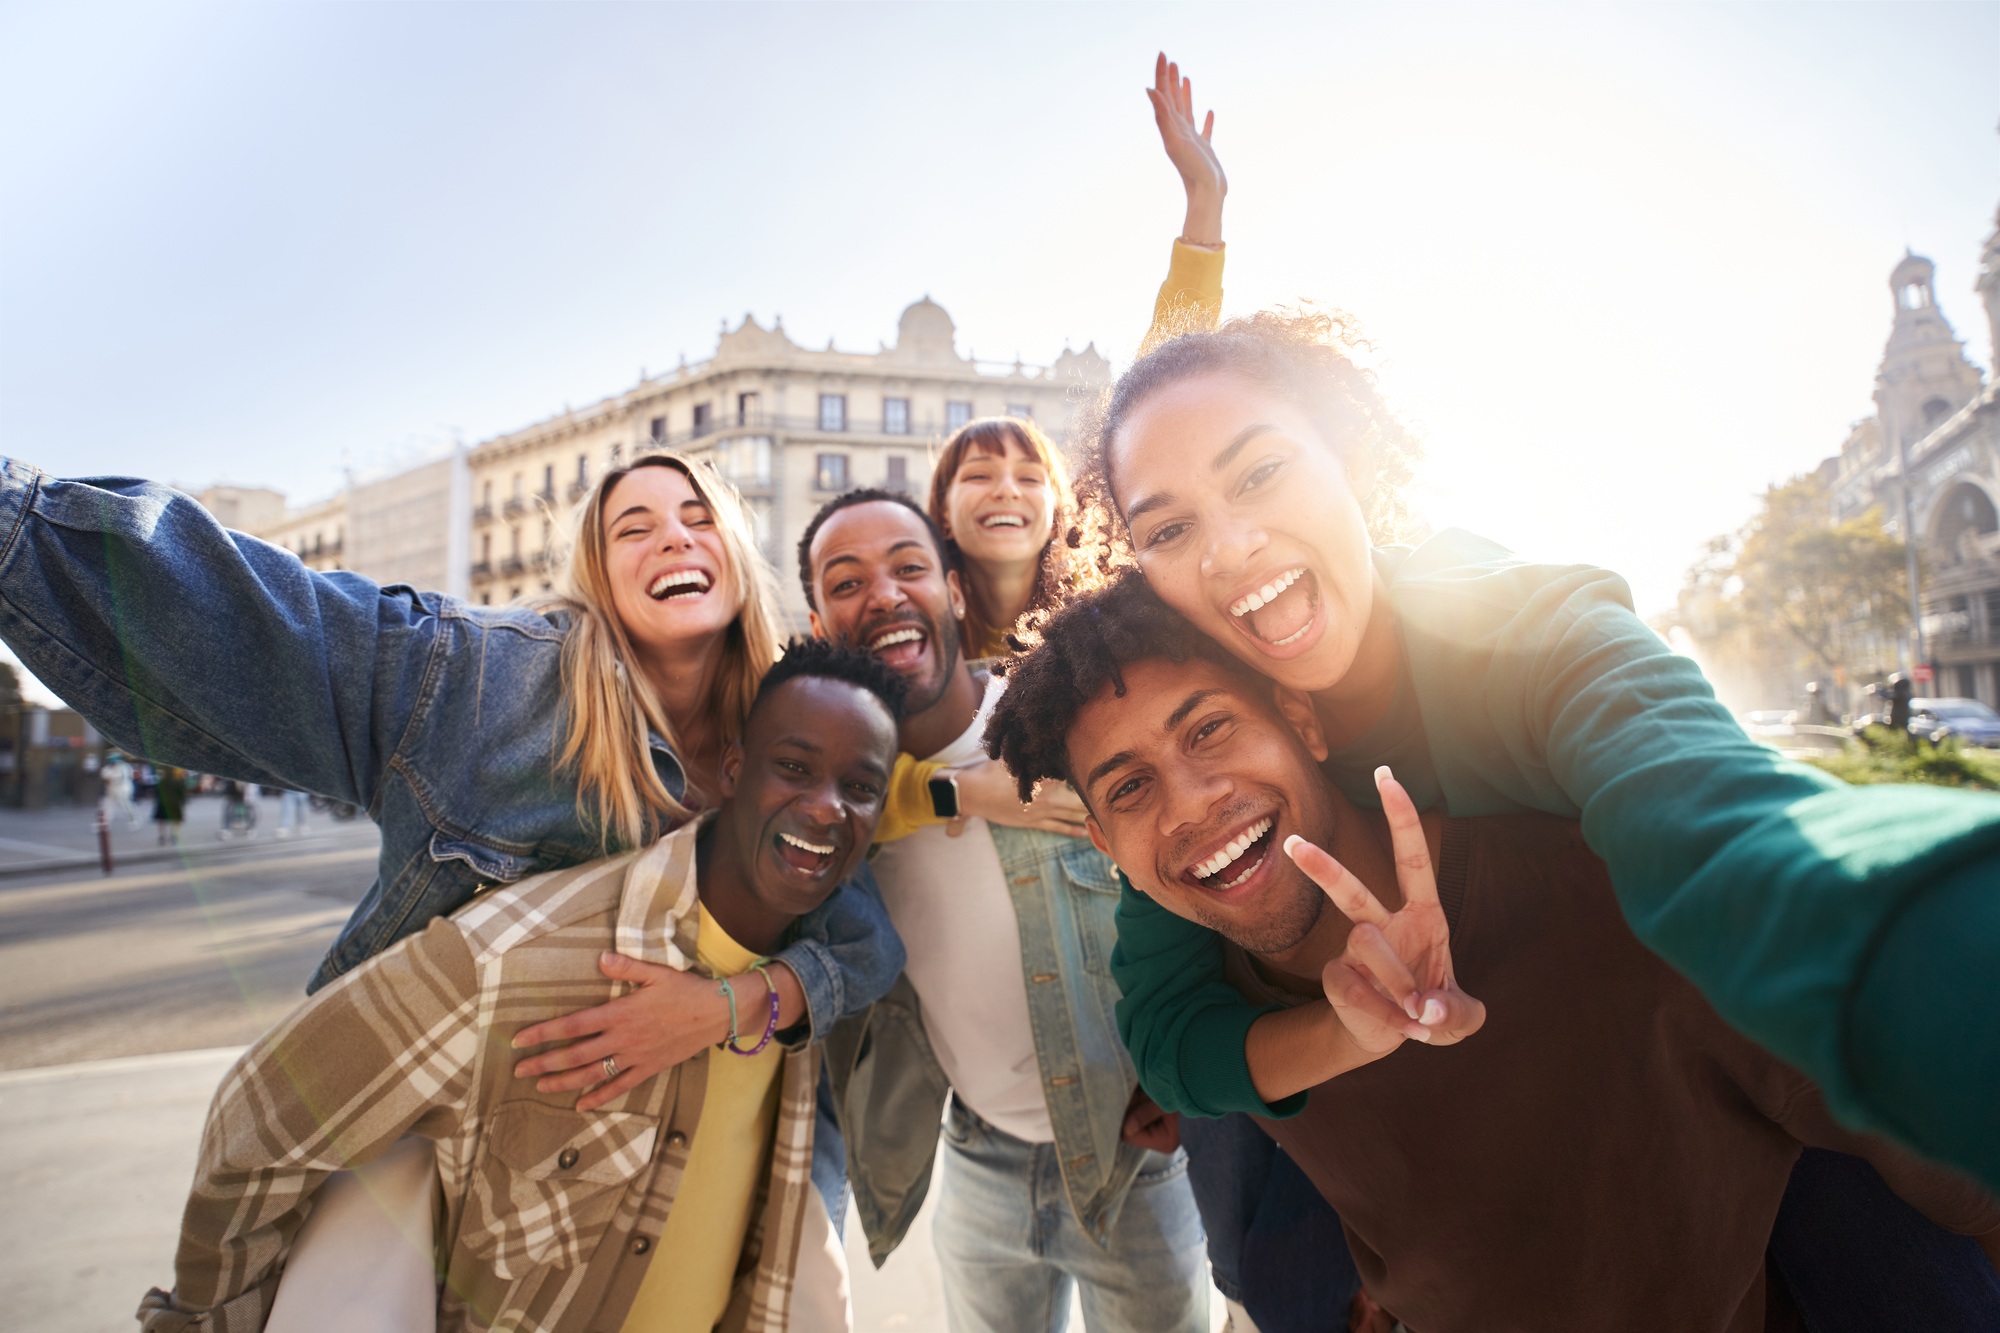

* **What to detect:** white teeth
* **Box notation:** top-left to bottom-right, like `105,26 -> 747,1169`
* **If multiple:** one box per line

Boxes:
649,569 -> 711,599
981,514 -> 1026,528
780,832 -> 835,857
1229,568 -> 1303,619
1192,818 -> 1273,881
870,628 -> 923,650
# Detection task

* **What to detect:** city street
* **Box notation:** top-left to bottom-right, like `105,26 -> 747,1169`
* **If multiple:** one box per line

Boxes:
0,797 -> 987,1332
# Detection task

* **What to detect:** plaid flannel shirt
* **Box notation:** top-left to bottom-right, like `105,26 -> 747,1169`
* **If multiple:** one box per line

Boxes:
138,822 -> 819,1333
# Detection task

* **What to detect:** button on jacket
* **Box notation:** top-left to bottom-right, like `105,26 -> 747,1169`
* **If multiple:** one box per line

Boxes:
829,824 -> 1150,1263
0,459 -> 900,1029
137,823 -> 820,1333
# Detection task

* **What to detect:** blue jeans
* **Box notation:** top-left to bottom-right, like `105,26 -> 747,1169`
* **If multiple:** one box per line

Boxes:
1181,1112 -> 1359,1333
1185,1114 -> 1999,1333
932,1099 -> 1209,1333
1771,1148 -> 2000,1332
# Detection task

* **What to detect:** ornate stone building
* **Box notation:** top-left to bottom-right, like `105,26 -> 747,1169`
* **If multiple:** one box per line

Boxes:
1830,204 -> 2000,703
463,298 -> 1110,623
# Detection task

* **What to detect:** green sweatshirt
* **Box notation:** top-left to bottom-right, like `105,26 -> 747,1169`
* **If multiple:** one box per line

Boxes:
1111,528 -> 2000,1191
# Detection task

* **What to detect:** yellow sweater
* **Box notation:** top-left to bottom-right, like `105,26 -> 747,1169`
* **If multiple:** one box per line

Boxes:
874,240 -> 1225,843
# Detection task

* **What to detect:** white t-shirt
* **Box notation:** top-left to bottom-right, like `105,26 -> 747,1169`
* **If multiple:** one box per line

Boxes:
870,672 -> 1053,1144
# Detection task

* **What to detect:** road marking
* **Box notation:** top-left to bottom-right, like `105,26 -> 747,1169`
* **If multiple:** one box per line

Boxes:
198,906 -> 356,951
0,1045 -> 246,1086
0,835 -> 87,859
0,846 -> 378,899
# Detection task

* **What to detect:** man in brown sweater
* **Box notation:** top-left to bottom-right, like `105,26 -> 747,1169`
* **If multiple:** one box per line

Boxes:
985,578 -> 2000,1332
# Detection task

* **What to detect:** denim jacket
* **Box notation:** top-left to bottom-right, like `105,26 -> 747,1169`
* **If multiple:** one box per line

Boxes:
827,823 -> 1146,1263
0,459 -> 901,1030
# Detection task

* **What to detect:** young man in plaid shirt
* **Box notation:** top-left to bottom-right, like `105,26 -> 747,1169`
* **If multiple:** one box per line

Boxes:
138,640 -> 904,1333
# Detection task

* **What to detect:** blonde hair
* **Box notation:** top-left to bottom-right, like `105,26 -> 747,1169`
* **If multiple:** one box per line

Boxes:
928,416 -> 1093,655
538,451 -> 782,849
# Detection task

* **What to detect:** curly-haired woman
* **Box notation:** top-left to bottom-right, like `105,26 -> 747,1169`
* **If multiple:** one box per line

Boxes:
1055,307 -> 2000,1321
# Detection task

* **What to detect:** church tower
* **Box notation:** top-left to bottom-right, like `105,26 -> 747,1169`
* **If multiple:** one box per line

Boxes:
1873,250 -> 1985,454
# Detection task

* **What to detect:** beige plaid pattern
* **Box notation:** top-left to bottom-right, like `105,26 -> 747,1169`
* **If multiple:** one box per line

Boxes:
137,823 -> 818,1333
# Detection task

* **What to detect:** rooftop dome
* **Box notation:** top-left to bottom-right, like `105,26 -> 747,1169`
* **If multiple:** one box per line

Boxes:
894,296 -> 959,361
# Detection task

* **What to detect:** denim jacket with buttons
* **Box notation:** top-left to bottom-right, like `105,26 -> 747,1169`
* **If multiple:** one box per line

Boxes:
827,823 -> 1147,1262
0,459 -> 901,1027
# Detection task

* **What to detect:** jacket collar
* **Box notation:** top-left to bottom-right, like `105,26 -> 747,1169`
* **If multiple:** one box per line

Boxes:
614,816 -> 710,971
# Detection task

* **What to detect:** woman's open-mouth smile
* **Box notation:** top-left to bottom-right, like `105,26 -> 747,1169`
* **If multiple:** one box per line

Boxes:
1224,566 -> 1325,658
647,568 -> 713,601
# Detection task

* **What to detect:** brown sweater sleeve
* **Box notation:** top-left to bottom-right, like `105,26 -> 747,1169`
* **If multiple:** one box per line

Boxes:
1770,1074 -> 2000,1237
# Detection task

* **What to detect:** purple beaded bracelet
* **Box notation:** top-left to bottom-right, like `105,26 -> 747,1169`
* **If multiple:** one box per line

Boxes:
725,961 -> 780,1057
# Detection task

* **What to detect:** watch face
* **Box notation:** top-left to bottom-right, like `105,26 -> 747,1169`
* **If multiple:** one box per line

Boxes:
928,775 -> 959,820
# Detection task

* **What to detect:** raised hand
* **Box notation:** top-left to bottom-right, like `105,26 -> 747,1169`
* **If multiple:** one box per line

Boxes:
1148,51 -> 1226,246
1283,766 -> 1486,1057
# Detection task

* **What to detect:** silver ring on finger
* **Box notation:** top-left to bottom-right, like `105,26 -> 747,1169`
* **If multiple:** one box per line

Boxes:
601,1055 -> 619,1081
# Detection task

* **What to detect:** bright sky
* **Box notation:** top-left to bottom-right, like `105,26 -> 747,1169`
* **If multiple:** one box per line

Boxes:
3,1 -> 1997,705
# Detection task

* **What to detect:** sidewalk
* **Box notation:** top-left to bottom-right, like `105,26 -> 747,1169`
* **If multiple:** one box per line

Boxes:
0,793 -> 362,878
0,1049 -> 966,1332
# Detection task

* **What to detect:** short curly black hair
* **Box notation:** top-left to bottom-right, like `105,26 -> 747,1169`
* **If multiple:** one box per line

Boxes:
795,488 -> 951,611
983,569 -> 1265,803
754,636 -> 907,725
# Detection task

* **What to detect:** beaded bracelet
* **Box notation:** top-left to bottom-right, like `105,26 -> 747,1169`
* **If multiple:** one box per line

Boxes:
725,961 -> 781,1057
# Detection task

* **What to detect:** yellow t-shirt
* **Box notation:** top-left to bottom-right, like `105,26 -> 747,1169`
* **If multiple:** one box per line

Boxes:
620,905 -> 784,1333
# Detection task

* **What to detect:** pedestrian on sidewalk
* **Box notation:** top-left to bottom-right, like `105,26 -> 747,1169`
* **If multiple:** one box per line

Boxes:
218,779 -> 255,839
275,787 -> 309,838
151,766 -> 186,846
100,751 -> 142,830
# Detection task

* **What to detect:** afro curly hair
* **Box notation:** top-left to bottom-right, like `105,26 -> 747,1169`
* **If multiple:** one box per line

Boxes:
983,569 -> 1266,803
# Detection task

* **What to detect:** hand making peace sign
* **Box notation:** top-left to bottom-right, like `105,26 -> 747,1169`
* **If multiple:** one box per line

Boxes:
1283,766 -> 1487,1057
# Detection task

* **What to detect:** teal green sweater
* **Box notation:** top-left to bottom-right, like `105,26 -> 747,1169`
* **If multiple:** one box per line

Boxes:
1111,529 -> 2000,1190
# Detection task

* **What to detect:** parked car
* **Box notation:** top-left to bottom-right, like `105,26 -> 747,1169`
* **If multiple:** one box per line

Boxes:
1910,697 -> 2000,747
1739,709 -> 1798,740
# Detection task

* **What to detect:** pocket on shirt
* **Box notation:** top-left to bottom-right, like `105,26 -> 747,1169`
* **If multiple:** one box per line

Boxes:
461,1102 -> 657,1279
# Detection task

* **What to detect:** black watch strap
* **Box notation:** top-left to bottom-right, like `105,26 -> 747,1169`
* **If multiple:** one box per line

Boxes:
927,773 -> 960,820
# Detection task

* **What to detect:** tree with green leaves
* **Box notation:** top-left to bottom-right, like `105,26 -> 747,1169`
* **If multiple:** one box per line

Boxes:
1732,473 -> 1911,679
1671,471 -> 1910,702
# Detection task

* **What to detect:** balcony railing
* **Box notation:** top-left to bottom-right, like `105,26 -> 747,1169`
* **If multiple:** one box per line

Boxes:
567,480 -> 590,502
472,503 -> 494,525
1934,625 -> 2000,651
499,555 -> 525,576
639,412 -> 986,454
470,560 -> 493,580
502,497 -> 527,520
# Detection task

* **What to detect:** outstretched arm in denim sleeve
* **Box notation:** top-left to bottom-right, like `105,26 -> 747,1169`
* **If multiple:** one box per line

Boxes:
0,459 -> 440,809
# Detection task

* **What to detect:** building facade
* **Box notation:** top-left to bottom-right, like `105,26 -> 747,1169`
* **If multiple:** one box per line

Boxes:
463,298 -> 1110,624
1829,204 -> 2000,704
195,451 -> 470,592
